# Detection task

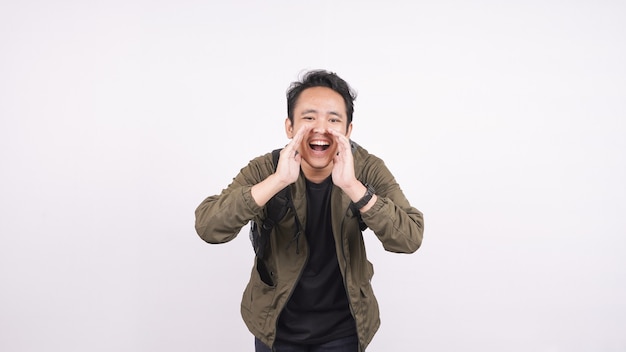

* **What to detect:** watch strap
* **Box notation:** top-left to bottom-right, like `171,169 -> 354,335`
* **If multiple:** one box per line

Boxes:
353,183 -> 375,210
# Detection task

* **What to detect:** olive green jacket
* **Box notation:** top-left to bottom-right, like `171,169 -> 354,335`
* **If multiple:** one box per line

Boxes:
195,142 -> 424,351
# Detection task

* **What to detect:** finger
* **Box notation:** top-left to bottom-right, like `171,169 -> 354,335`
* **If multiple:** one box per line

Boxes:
328,128 -> 350,146
328,129 -> 350,154
283,126 -> 307,155
290,126 -> 312,154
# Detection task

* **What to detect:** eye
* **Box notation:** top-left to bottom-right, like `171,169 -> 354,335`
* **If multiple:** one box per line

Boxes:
303,116 -> 314,121
329,118 -> 341,123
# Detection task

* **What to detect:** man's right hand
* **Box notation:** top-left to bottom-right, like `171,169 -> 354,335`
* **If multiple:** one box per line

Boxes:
251,125 -> 311,207
275,125 -> 311,185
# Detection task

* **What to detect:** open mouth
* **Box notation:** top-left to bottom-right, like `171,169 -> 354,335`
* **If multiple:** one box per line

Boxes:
309,140 -> 331,152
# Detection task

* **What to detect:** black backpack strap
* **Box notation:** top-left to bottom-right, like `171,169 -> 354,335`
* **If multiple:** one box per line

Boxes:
250,149 -> 293,259
266,149 -> 291,225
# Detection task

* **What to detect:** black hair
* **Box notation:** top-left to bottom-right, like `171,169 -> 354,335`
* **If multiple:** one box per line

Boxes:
286,70 -> 357,126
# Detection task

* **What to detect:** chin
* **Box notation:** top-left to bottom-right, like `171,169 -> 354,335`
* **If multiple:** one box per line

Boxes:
302,155 -> 333,170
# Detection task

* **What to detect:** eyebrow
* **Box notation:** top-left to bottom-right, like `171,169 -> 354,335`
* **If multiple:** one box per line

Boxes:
300,109 -> 343,118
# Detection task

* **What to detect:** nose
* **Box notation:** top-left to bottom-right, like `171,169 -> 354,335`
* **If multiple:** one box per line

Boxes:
312,119 -> 328,134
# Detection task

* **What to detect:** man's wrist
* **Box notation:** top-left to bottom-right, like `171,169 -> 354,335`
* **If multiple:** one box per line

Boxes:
341,179 -> 364,201
352,183 -> 375,210
251,174 -> 291,207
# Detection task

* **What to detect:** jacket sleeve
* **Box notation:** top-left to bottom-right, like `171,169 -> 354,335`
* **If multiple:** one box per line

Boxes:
359,156 -> 424,253
194,155 -> 271,244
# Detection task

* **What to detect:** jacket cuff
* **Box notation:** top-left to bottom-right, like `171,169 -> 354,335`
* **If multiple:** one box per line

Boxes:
242,185 -> 263,214
360,195 -> 386,220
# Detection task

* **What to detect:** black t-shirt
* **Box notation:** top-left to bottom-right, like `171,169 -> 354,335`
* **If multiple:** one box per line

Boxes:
276,177 -> 356,344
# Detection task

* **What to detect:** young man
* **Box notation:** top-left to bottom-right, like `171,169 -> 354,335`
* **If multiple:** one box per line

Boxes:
195,70 -> 424,351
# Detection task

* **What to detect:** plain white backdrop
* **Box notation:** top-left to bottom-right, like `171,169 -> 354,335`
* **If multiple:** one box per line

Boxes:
1,0 -> 625,351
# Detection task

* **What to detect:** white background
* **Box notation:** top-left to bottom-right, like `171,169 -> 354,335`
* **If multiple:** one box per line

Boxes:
1,1 -> 625,351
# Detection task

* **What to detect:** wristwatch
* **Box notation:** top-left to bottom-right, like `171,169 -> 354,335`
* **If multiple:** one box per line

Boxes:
353,183 -> 375,210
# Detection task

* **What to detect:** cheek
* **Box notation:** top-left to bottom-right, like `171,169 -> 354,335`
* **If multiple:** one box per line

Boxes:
291,123 -> 312,136
331,125 -> 347,135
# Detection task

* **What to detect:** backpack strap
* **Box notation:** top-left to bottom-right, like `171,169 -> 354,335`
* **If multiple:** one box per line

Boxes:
249,149 -> 294,259
265,149 -> 291,229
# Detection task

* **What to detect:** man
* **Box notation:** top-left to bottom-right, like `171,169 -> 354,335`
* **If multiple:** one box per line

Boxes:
195,70 -> 424,351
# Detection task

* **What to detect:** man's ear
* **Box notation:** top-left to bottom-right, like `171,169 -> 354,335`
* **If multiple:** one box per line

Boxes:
285,118 -> 294,138
345,122 -> 353,138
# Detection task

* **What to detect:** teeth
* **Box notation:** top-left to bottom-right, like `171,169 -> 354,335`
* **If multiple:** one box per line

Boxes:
310,140 -> 330,146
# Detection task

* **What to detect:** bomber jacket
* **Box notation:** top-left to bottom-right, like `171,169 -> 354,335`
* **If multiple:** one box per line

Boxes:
195,141 -> 424,351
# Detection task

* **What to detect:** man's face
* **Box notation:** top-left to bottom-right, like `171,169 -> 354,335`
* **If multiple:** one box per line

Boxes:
285,86 -> 353,175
